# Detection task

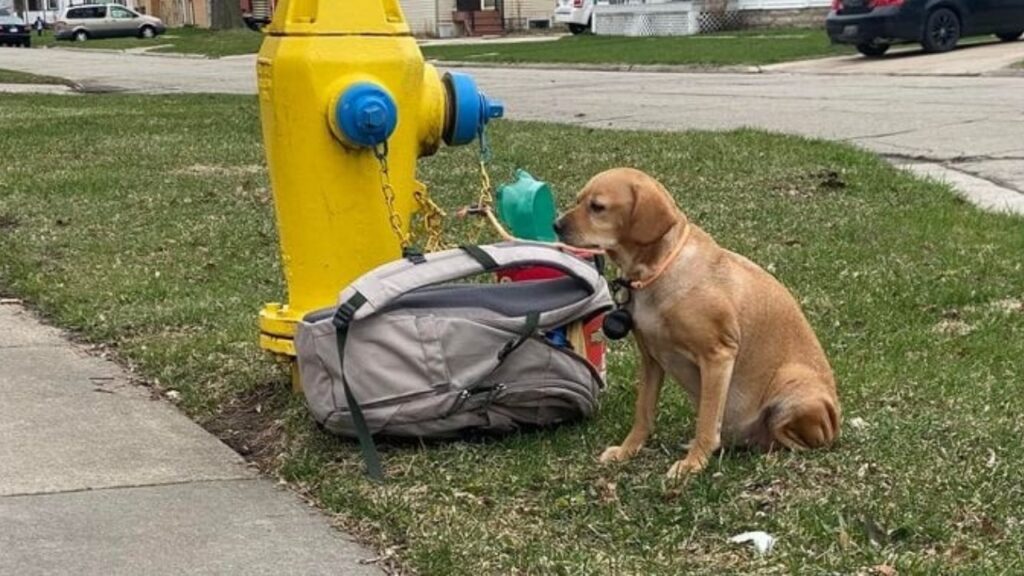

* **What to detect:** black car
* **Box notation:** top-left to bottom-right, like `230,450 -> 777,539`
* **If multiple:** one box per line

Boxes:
0,13 -> 31,47
827,0 -> 1024,56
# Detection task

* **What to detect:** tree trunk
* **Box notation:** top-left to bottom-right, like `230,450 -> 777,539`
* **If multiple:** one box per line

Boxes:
209,0 -> 243,29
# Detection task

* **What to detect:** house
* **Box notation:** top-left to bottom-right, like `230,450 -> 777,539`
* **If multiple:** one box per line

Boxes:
14,0 -> 551,34
238,0 -> 552,36
400,0 -> 555,37
134,0 -> 210,27
12,0 -> 204,27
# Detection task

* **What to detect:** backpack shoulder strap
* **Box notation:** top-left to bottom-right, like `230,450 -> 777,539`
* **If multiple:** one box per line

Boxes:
331,291 -> 384,482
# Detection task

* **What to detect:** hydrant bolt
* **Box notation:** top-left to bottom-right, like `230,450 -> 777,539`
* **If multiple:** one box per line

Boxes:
334,83 -> 399,148
359,102 -> 387,132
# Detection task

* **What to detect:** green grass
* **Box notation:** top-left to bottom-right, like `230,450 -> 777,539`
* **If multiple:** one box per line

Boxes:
34,26 -> 261,57
0,67 -> 70,85
2,93 -> 1024,574
422,28 -> 853,67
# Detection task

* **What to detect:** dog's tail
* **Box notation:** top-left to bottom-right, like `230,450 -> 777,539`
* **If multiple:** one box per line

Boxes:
754,364 -> 841,452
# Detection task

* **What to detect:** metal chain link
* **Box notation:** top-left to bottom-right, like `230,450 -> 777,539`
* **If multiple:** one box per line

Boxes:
373,142 -> 411,249
371,126 -> 500,253
413,183 -> 447,252
476,126 -> 496,208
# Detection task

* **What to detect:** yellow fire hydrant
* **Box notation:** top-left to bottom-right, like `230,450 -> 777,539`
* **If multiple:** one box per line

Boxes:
255,0 -> 503,388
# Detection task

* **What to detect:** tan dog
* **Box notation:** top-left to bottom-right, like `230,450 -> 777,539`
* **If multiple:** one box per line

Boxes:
554,168 -> 840,479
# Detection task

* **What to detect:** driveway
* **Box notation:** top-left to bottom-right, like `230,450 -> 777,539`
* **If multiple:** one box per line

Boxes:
1,47 -> 1021,209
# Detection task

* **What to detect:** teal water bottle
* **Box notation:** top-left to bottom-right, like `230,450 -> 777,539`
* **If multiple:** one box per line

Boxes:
495,169 -> 558,242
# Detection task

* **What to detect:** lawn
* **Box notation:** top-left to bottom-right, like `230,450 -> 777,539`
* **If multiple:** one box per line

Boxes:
2,94 -> 1023,574
0,67 -> 70,85
34,26 -> 261,57
28,26 -> 852,65
422,28 -> 853,67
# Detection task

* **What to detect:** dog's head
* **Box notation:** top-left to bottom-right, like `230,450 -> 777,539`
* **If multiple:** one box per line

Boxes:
554,168 -> 679,250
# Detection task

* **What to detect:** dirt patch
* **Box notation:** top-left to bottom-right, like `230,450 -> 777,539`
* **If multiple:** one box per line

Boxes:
990,298 -> 1023,314
933,318 -> 975,337
203,381 -> 290,471
0,212 -> 20,230
775,168 -> 847,199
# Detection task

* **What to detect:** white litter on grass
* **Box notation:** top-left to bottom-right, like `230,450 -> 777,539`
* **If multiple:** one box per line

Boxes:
849,417 -> 869,430
730,531 -> 775,555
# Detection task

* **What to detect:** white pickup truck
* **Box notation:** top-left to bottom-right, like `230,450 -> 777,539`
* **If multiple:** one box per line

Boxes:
553,0 -> 593,34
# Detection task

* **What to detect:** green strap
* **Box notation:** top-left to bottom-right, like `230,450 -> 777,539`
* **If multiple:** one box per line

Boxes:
498,311 -> 540,362
332,293 -> 383,482
459,245 -> 499,271
467,311 -> 542,401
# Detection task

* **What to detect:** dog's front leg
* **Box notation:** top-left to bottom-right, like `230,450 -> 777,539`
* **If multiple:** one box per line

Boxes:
667,347 -> 736,479
600,334 -> 664,463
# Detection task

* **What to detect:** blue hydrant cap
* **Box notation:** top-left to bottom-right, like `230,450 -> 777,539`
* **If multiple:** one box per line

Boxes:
443,71 -> 504,146
335,83 -> 398,147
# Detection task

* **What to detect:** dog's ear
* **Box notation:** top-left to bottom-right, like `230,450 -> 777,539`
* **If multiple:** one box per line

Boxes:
626,177 -> 678,245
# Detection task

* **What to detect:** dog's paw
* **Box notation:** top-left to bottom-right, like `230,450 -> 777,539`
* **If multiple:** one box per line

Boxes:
599,445 -> 634,464
665,456 -> 706,480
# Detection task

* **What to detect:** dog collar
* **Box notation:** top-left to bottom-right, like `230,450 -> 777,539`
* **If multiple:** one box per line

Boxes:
629,223 -> 692,291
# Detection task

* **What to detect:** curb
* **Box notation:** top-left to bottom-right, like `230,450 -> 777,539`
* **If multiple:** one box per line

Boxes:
894,160 -> 1024,216
431,59 -> 763,74
42,46 -> 209,60
0,82 -> 77,94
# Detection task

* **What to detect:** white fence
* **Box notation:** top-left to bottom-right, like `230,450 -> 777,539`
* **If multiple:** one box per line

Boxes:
592,0 -> 828,36
593,1 -> 698,36
736,0 -> 829,8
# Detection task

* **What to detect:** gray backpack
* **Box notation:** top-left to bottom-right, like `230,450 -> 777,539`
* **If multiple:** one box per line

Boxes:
295,242 -> 613,479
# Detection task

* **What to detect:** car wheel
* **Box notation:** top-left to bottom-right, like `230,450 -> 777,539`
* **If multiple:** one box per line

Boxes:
23,39 -> 31,48
921,7 -> 960,53
74,30 -> 88,42
568,23 -> 588,35
996,31 -> 1023,41
856,43 -> 889,57
139,25 -> 156,39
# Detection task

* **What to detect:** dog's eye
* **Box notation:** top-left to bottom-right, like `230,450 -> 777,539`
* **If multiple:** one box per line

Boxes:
589,201 -> 606,213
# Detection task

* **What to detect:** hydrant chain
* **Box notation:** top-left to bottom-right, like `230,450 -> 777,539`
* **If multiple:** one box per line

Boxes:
374,142 -> 411,249
476,126 -> 496,209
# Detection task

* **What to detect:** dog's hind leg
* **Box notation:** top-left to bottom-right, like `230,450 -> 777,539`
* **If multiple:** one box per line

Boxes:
757,364 -> 840,452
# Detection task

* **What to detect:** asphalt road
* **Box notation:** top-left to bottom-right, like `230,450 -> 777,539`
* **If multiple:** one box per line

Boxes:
1,46 -> 1021,203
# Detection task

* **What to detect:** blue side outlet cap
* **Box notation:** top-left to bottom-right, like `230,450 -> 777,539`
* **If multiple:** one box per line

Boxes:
335,83 -> 398,148
442,71 -> 504,146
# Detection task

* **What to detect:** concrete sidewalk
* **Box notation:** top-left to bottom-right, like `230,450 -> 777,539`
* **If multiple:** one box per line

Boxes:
764,39 -> 1024,76
0,302 -> 381,576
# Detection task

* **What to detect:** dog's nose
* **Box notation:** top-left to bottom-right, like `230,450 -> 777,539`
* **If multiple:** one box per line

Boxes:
553,219 -> 565,235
